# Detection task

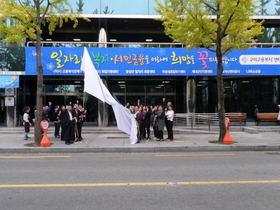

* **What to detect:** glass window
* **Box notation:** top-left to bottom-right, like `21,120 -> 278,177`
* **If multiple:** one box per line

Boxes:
126,80 -> 145,93
53,85 -> 66,93
146,83 -> 164,93
85,94 -> 98,122
65,84 -> 83,93
145,95 -> 163,107
126,96 -> 145,106
44,78 -> 84,93
111,80 -> 126,93
0,47 -> 25,72
165,83 -> 175,93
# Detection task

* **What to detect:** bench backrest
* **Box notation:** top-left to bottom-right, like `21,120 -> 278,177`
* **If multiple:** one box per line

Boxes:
225,113 -> 246,117
225,113 -> 247,122
257,113 -> 278,118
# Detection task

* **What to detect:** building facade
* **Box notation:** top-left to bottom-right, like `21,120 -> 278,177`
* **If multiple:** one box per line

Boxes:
1,0 -> 280,126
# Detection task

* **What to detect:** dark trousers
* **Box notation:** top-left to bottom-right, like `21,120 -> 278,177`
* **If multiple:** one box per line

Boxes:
153,125 -> 158,138
61,126 -> 65,140
255,116 -> 259,125
166,120 -> 170,135
166,120 -> 173,140
140,123 -> 145,139
54,122 -> 60,137
64,122 -> 74,144
143,126 -> 150,139
135,120 -> 140,141
165,117 -> 168,130
158,130 -> 163,139
77,122 -> 83,140
24,122 -> 30,133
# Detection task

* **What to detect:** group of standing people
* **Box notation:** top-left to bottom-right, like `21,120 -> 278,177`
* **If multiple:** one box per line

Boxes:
53,102 -> 87,145
23,97 -> 175,144
22,101 -> 87,145
128,98 -> 174,143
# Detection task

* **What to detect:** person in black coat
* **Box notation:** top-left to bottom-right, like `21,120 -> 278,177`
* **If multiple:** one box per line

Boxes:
152,106 -> 159,140
61,104 -> 74,145
77,104 -> 86,141
53,106 -> 61,138
43,101 -> 52,121
60,105 -> 66,141
156,105 -> 165,141
143,106 -> 152,140
137,106 -> 145,140
72,103 -> 81,142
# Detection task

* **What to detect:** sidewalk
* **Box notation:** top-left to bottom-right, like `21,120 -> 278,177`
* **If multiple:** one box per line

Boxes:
0,125 -> 280,153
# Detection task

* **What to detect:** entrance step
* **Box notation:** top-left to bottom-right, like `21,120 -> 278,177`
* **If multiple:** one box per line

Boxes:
1,125 -> 280,134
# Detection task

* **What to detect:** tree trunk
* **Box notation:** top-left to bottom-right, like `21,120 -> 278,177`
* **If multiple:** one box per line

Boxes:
216,43 -> 226,143
34,30 -> 44,146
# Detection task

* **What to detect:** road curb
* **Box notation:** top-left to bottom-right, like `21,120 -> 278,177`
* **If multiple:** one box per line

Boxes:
1,145 -> 280,153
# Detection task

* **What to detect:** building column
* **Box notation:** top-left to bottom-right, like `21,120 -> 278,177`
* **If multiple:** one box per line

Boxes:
98,78 -> 108,126
187,78 -> 196,113
4,89 -> 17,127
97,28 -> 108,127
6,106 -> 15,127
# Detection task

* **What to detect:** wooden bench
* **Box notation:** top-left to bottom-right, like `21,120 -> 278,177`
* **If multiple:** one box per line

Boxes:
225,113 -> 247,126
257,113 -> 278,125
241,113 -> 247,124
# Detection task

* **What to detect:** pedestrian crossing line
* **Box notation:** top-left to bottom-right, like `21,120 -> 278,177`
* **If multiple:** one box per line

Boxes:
155,154 -> 235,157
0,156 -> 71,159
1,180 -> 280,188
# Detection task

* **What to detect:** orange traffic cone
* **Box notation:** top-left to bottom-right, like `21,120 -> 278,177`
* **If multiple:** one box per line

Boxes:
223,132 -> 233,144
41,134 -> 52,147
223,118 -> 233,144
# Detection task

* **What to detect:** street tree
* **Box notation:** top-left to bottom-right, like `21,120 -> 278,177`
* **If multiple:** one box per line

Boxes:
257,0 -> 273,46
155,0 -> 263,142
0,0 -> 86,146
272,0 -> 280,44
93,5 -> 114,14
76,0 -> 84,13
259,0 -> 270,15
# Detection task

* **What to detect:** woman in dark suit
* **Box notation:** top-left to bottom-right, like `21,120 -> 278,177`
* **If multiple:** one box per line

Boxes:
60,105 -> 66,141
156,105 -> 165,141
143,106 -> 152,140
60,104 -> 74,145
53,106 -> 61,138
152,106 -> 159,140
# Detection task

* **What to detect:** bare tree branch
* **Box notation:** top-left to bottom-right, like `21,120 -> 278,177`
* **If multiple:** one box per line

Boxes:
202,1 -> 217,13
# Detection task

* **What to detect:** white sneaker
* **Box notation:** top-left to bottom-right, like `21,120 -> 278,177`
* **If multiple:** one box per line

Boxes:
152,137 -> 157,140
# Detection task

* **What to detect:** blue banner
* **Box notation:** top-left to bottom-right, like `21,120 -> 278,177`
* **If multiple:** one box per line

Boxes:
25,47 -> 280,76
0,76 -> 19,88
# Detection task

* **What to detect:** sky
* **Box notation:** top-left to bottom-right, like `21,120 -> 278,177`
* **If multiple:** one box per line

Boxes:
67,0 -> 278,15
67,0 -> 162,15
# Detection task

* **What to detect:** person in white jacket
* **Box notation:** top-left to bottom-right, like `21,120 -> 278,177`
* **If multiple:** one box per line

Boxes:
23,107 -> 32,140
165,105 -> 174,141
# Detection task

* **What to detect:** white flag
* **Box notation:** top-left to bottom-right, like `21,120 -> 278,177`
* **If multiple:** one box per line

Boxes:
81,48 -> 138,144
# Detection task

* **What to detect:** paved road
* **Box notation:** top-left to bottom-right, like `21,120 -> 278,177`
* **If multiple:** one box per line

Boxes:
1,152 -> 280,210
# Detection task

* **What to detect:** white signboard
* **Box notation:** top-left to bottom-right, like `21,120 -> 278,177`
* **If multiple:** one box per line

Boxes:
5,88 -> 14,96
5,97 -> 14,106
